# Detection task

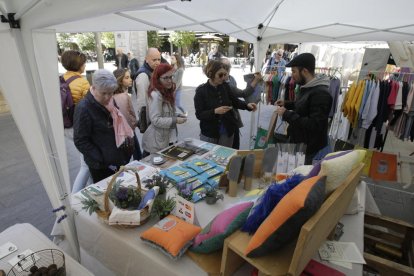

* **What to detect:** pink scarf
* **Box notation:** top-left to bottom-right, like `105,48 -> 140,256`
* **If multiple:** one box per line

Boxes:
105,98 -> 134,147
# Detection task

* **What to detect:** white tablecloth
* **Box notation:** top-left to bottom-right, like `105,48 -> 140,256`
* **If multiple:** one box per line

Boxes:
0,223 -> 93,276
70,141 -> 369,276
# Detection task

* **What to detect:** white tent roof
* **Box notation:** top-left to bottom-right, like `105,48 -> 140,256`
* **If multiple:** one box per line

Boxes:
44,0 -> 414,43
1,0 -> 414,259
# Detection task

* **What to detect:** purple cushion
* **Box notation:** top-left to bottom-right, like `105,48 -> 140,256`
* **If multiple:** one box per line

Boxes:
307,150 -> 352,178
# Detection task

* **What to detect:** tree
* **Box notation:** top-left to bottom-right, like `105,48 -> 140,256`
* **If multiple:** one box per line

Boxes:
101,32 -> 115,48
76,32 -> 96,52
147,31 -> 165,49
57,33 -> 77,51
168,31 -> 196,55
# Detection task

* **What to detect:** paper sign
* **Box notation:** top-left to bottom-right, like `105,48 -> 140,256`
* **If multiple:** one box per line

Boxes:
319,241 -> 365,264
173,195 -> 195,224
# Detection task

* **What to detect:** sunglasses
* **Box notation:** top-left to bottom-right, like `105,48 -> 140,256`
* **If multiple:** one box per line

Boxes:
160,76 -> 173,81
218,72 -> 228,78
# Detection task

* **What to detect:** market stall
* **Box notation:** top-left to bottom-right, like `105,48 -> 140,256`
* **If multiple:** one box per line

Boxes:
69,139 -> 368,275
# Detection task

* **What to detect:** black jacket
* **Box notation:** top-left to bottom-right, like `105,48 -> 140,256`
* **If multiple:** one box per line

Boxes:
128,58 -> 140,80
282,76 -> 333,155
73,92 -> 131,169
194,81 -> 251,139
115,53 -> 129,69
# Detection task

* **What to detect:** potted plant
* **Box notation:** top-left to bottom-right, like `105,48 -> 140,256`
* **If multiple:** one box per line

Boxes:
143,174 -> 171,197
204,187 -> 224,205
151,197 -> 176,220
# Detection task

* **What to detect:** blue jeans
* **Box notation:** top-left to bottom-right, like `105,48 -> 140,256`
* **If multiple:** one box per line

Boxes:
175,89 -> 186,114
71,154 -> 93,193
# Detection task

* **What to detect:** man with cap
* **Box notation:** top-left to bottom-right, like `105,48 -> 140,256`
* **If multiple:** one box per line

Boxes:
275,53 -> 332,164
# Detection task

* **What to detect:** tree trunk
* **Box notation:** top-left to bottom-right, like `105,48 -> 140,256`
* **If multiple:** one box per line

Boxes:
94,32 -> 104,69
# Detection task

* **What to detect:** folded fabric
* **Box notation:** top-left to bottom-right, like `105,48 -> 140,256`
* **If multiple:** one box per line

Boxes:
108,206 -> 142,226
138,187 -> 159,210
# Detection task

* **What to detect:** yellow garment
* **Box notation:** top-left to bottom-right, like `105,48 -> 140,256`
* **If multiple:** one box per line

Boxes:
63,71 -> 90,105
342,82 -> 357,117
352,81 -> 365,127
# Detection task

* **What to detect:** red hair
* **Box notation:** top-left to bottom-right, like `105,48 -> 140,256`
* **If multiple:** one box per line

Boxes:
148,63 -> 176,105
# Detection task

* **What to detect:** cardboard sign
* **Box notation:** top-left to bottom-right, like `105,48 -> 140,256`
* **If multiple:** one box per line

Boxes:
173,195 -> 195,224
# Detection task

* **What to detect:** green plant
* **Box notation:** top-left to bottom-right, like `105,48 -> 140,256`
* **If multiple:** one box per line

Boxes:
108,180 -> 142,210
81,198 -> 100,215
143,174 -> 170,195
205,186 -> 218,198
151,197 -> 176,219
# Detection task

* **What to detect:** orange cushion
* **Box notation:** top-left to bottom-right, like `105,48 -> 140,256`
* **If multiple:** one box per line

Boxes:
141,215 -> 201,259
245,175 -> 326,257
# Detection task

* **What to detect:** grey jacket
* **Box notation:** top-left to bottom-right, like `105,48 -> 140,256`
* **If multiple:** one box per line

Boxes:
142,90 -> 177,153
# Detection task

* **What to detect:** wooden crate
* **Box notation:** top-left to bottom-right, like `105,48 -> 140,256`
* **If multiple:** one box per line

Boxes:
220,163 -> 365,276
364,212 -> 414,276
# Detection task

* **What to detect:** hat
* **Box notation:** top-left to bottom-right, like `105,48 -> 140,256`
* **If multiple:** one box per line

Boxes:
286,53 -> 315,71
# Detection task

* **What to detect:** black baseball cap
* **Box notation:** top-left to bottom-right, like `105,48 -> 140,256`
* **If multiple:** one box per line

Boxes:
286,53 -> 315,72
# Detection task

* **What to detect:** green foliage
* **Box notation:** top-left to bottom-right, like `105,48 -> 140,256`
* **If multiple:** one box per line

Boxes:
108,180 -> 142,210
151,197 -> 176,219
169,31 -> 196,48
143,174 -> 171,195
57,33 -> 77,50
76,32 -> 96,52
81,199 -> 100,215
147,31 -> 165,48
101,32 -> 115,48
205,186 -> 218,198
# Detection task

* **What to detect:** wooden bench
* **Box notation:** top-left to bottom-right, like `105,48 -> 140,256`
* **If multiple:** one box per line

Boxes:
220,163 -> 365,276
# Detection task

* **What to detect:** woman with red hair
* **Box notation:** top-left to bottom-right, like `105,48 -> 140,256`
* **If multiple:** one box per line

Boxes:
142,63 -> 187,155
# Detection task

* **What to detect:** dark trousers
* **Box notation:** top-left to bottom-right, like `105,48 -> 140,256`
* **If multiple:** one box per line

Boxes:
89,167 -> 116,183
133,134 -> 142,160
232,129 -> 240,150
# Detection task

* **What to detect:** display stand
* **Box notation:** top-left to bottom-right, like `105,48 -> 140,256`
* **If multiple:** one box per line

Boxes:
220,163 -> 364,276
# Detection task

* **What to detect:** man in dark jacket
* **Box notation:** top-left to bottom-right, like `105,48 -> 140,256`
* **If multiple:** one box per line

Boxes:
115,48 -> 129,69
74,69 -> 132,182
275,53 -> 332,164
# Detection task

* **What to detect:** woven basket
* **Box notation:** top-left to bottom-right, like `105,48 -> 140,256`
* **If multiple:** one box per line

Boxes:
95,166 -> 151,226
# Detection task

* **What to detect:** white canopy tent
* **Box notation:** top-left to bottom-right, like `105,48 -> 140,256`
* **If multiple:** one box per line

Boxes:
1,0 -> 414,259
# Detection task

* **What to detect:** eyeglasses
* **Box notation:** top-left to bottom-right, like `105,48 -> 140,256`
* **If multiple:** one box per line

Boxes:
218,72 -> 228,78
160,75 -> 173,81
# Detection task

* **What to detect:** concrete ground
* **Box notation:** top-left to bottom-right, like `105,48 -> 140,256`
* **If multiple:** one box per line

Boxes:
1,62 -> 414,238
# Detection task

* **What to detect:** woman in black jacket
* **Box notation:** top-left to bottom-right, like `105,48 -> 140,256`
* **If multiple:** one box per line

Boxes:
194,60 -> 257,147
74,69 -> 133,183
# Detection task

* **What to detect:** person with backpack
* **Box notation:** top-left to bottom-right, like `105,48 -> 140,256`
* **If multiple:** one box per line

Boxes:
133,48 -> 161,133
60,50 -> 92,193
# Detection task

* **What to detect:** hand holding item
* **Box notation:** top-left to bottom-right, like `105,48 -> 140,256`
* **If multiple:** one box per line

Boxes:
247,103 -> 257,112
276,105 -> 286,116
177,117 -> 187,124
215,106 -> 232,115
275,99 -> 284,107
